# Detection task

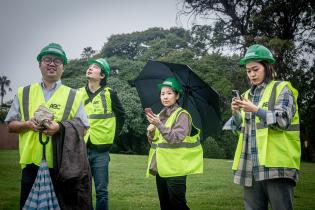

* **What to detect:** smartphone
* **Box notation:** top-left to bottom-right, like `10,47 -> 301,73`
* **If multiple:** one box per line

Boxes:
144,108 -> 154,115
232,90 -> 243,100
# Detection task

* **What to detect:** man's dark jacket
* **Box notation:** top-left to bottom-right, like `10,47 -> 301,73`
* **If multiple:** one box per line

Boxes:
52,118 -> 92,210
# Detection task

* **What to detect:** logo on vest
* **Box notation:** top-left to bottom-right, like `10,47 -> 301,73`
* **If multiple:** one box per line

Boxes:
262,102 -> 268,107
49,103 -> 61,110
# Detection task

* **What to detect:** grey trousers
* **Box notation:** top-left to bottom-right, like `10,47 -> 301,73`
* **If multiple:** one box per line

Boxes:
244,178 -> 295,210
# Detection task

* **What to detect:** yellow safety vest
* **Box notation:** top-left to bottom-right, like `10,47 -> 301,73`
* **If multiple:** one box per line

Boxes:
233,80 -> 301,170
17,83 -> 82,169
80,87 -> 116,145
146,107 -> 203,177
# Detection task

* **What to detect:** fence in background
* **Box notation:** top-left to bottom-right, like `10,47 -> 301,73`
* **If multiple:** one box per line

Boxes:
0,123 -> 18,149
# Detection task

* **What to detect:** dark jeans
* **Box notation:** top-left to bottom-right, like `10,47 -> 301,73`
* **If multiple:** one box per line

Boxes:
244,178 -> 295,210
20,164 -> 56,210
156,174 -> 190,210
87,148 -> 110,210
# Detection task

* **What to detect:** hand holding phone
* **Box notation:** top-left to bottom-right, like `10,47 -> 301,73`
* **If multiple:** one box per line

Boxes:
232,90 -> 243,100
144,108 -> 154,115
145,108 -> 160,125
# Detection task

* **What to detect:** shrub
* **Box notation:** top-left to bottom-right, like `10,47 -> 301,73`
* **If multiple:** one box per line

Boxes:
202,136 -> 225,159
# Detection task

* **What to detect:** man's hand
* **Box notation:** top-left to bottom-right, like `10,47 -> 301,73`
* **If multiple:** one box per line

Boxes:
25,118 -> 42,132
42,121 -> 60,136
8,119 -> 41,133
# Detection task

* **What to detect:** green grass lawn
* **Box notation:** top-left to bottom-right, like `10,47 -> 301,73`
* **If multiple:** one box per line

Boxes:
0,150 -> 314,210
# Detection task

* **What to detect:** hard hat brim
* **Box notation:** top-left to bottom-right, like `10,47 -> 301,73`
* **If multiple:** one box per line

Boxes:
158,83 -> 183,95
239,57 -> 276,65
37,51 -> 67,65
88,59 -> 109,78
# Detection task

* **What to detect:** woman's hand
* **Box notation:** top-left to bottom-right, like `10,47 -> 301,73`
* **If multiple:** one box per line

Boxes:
236,98 -> 259,113
231,97 -> 241,114
146,112 -> 160,126
147,124 -> 156,132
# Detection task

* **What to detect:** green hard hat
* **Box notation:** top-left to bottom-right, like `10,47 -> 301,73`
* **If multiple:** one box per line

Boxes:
88,58 -> 111,79
240,44 -> 275,65
158,77 -> 183,95
37,43 -> 68,65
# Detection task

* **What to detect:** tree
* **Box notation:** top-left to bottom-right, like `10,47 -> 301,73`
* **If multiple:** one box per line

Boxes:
181,0 -> 315,81
100,27 -> 193,60
81,46 -> 96,60
100,27 -> 169,59
62,27 -> 247,157
108,77 -> 149,154
62,59 -> 87,88
181,0 -> 315,160
0,75 -> 12,106
181,1 -> 314,48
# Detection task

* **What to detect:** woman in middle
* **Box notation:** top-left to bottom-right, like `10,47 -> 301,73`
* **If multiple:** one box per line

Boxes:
145,76 -> 203,210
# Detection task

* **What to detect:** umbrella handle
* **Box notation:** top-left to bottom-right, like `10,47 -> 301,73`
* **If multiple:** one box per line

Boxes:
39,132 -> 50,160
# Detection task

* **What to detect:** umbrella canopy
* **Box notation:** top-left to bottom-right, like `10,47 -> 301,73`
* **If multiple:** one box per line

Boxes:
22,160 -> 60,210
135,60 -> 221,141
23,133 -> 60,210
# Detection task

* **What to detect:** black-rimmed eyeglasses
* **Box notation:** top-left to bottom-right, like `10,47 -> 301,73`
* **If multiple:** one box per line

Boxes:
41,57 -> 63,66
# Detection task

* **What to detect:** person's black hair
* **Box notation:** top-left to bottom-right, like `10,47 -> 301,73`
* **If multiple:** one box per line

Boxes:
99,72 -> 107,87
259,60 -> 277,83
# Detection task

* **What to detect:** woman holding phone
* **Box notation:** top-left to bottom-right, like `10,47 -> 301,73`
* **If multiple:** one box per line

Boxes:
145,76 -> 203,210
223,44 -> 301,210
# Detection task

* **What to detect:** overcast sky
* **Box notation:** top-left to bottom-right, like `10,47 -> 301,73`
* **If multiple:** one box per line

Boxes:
0,0 -> 204,102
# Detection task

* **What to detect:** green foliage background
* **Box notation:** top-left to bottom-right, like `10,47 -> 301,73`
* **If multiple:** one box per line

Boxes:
180,0 -> 315,161
0,1 -> 314,160
58,0 -> 315,159
61,24 -> 315,159
61,27 -> 246,158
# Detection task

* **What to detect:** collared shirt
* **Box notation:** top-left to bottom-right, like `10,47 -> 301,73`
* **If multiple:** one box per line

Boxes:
223,82 -> 299,187
5,80 -> 89,127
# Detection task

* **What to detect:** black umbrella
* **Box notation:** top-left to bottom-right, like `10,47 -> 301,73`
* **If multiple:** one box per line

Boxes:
135,60 -> 221,141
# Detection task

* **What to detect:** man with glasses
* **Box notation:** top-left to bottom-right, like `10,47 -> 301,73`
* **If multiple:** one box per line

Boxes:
5,43 -> 89,209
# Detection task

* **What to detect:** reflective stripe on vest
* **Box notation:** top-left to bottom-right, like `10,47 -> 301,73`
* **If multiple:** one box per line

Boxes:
21,85 -> 76,121
83,88 -> 115,119
62,88 -> 77,121
151,139 -> 201,149
239,81 -> 300,133
17,83 -> 81,169
22,85 -> 31,120
255,122 -> 300,131
81,87 -> 116,145
88,113 -> 115,119
233,80 -> 301,170
146,107 -> 203,178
